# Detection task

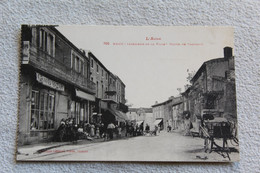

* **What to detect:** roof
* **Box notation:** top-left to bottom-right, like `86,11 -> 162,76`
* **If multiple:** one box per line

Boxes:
128,107 -> 153,113
23,25 -> 89,62
190,57 -> 229,83
88,51 -> 110,73
88,52 -> 126,87
50,26 -> 89,61
151,99 -> 172,107
114,75 -> 126,87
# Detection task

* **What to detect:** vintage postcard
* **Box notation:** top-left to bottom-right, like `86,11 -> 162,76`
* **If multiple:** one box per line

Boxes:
16,25 -> 239,162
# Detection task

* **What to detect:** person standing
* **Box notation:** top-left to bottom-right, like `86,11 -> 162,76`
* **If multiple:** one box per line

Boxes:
154,125 -> 158,136
100,123 -> 105,138
90,124 -> 95,137
125,122 -> 129,137
145,124 -> 150,134
96,126 -> 100,138
118,125 -> 122,138
107,122 -> 115,140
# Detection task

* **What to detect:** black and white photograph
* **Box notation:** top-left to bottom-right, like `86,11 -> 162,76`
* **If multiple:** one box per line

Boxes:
16,25 -> 239,162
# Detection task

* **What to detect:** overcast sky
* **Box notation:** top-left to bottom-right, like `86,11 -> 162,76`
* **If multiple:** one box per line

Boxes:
57,26 -> 233,108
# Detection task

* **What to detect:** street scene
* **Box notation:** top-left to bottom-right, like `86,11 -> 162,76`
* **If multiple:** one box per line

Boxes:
17,25 -> 239,162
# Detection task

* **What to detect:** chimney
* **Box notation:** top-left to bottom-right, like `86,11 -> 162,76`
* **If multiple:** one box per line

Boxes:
224,47 -> 232,58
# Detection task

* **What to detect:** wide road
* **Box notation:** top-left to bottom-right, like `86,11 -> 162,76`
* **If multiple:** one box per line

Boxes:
21,131 -> 239,162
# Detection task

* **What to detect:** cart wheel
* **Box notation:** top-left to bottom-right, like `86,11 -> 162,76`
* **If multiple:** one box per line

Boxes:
204,138 -> 211,153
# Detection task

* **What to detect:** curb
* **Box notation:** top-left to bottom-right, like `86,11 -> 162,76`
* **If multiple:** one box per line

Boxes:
34,142 -> 71,154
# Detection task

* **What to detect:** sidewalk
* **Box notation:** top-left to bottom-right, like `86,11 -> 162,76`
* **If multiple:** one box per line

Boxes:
17,141 -> 72,156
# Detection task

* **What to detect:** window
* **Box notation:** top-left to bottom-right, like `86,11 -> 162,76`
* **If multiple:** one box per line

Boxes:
71,51 -> 84,74
70,101 -> 85,125
30,90 -> 55,130
91,59 -> 93,68
102,69 -> 104,77
96,81 -> 99,97
96,64 -> 99,73
39,29 -> 55,57
90,77 -> 93,81
106,73 -> 108,80
102,85 -> 104,98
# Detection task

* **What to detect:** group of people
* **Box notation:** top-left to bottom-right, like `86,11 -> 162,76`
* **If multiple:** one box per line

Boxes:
144,124 -> 161,136
81,122 -> 123,141
55,119 -> 163,143
125,122 -> 144,137
55,118 -> 79,142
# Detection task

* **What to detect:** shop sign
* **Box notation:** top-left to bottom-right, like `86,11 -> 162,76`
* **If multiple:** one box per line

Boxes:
36,73 -> 64,91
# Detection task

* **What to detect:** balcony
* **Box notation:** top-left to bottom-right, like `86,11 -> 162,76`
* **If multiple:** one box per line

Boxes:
106,83 -> 117,96
23,44 -> 96,94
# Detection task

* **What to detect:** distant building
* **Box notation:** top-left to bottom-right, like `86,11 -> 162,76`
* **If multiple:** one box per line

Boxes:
171,96 -> 184,130
126,108 -> 153,130
151,98 -> 174,130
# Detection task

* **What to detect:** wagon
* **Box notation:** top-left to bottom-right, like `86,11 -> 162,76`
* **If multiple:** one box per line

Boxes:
200,117 -> 234,160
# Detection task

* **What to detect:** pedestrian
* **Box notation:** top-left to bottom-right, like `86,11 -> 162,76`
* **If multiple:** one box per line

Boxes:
96,126 -> 100,138
135,124 -> 139,136
90,124 -> 95,137
118,125 -> 122,138
133,124 -> 136,136
115,125 -> 119,138
107,122 -> 115,140
125,122 -> 129,137
100,123 -> 105,138
154,125 -> 158,136
145,124 -> 150,134
140,123 -> 144,135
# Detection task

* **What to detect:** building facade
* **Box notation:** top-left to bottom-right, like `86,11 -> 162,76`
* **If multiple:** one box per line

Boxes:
171,96 -> 184,130
151,98 -> 174,130
19,25 -> 96,145
187,47 -> 236,123
126,108 -> 153,130
88,52 -> 128,126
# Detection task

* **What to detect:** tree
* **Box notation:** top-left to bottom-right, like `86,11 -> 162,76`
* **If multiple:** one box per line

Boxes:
186,69 -> 196,84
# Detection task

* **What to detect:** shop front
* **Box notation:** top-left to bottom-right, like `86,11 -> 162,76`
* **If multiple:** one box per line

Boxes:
18,71 -> 66,145
69,88 -> 95,126
153,118 -> 164,130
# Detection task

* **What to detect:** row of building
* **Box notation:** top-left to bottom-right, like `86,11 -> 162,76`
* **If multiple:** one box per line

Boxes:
151,47 -> 237,132
18,25 -> 128,145
126,108 -> 154,129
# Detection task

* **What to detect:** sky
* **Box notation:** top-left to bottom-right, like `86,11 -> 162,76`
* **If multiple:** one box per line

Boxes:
56,26 -> 234,108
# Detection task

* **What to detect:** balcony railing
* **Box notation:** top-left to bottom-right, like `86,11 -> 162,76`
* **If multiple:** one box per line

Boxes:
25,45 -> 96,94
108,83 -> 116,92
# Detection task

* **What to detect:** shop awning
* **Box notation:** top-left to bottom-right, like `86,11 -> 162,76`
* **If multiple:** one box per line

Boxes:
153,119 -> 162,125
75,89 -> 95,101
136,121 -> 144,126
108,108 -> 128,122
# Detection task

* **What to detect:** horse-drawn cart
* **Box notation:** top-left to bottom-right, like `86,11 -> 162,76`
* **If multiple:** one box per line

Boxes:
200,117 -> 237,160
